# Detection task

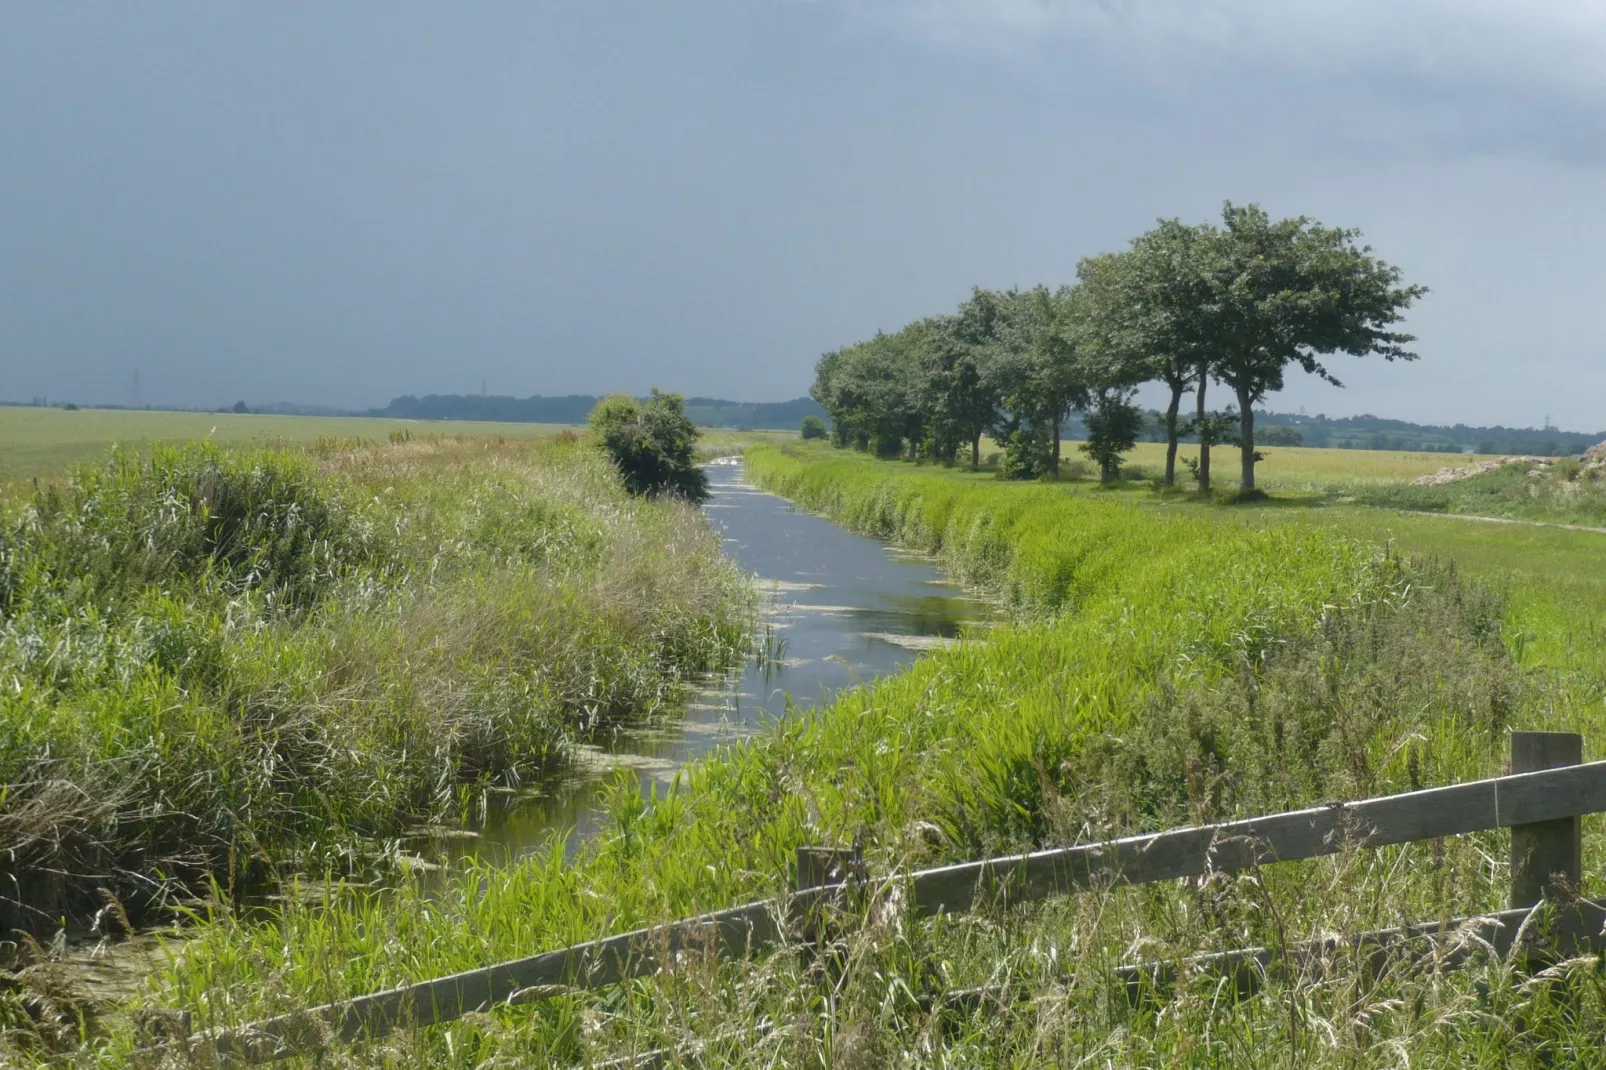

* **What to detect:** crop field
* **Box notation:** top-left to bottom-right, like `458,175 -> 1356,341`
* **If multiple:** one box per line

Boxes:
0,406 -> 580,488
0,406 -> 808,495
969,435 -> 1606,525
8,437 -> 1601,1066
967,437 -> 1498,491
1106,440 -> 1494,489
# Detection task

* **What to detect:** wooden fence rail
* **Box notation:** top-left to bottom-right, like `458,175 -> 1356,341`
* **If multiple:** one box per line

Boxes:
169,732 -> 1602,1064
908,749 -> 1605,916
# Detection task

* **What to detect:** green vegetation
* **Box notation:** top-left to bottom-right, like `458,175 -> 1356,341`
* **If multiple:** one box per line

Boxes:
587,389 -> 710,500
0,406 -> 575,489
19,441 -> 1606,1066
799,414 -> 827,440
811,202 -> 1425,491
0,436 -> 750,939
1076,390 -> 1145,483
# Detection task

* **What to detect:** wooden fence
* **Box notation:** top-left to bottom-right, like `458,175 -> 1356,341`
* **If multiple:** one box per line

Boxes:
167,731 -> 1606,1064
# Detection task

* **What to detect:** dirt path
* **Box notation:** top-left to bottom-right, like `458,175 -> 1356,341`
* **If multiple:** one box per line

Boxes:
1420,511 -> 1606,536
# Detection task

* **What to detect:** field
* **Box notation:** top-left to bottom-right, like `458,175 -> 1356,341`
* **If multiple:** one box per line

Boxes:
0,406 -> 808,493
0,406 -> 579,487
1065,438 -> 1498,490
5,432 -> 1606,1066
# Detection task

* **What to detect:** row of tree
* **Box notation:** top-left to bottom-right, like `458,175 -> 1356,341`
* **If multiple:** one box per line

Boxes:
810,203 -> 1427,492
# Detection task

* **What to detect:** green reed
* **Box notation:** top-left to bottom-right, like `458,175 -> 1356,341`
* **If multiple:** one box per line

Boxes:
0,436 -> 753,937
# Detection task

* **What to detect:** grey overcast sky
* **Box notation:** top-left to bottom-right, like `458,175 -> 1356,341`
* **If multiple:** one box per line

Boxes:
1,3 -> 1603,427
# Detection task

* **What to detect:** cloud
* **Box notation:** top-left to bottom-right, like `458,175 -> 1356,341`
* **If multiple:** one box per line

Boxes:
842,1 -> 1606,100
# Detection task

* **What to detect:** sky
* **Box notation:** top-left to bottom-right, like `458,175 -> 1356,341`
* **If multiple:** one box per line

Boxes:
1,2 -> 1603,429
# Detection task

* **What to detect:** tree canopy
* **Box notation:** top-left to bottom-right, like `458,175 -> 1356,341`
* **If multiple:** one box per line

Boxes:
808,202 -> 1426,492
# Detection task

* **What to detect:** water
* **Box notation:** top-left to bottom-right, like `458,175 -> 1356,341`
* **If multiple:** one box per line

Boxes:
442,460 -> 991,865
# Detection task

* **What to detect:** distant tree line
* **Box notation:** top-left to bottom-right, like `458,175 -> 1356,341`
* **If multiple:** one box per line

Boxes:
370,393 -> 826,430
1117,410 -> 1601,456
810,203 -> 1429,492
1270,413 -> 1601,456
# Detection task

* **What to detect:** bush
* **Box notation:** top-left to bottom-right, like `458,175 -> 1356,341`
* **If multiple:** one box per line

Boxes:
22,444 -> 375,613
998,425 -> 1055,480
1080,392 -> 1145,482
871,432 -> 905,459
587,389 -> 710,501
800,415 -> 828,440
1058,458 -> 1092,481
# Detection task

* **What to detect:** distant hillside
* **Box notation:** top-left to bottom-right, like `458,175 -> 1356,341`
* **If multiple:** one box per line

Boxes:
369,394 -> 599,424
367,393 -> 827,430
680,397 -> 826,429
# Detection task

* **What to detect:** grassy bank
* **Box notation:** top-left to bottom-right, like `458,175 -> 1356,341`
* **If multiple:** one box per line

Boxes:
0,436 -> 751,939
22,442 -> 1604,1065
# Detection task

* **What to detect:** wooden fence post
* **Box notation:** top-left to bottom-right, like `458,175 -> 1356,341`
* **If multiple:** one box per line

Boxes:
795,847 -> 861,895
792,846 -> 863,973
1510,731 -> 1583,909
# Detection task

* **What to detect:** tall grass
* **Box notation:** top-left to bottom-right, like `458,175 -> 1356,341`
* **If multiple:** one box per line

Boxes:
0,437 -> 751,937
14,440 -> 1595,1065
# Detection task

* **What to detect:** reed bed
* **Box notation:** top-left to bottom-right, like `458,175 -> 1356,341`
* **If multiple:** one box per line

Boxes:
0,437 -> 752,938
11,443 -> 1604,1066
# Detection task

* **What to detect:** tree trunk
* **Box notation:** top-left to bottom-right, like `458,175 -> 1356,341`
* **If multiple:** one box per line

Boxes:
971,431 -> 981,470
1237,385 -> 1256,491
1195,363 -> 1211,492
1163,381 -> 1184,487
1052,416 -> 1061,477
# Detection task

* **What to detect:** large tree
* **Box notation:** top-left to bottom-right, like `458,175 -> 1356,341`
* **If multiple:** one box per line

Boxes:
1194,203 -> 1428,491
1100,223 -> 1220,488
809,347 -> 854,447
1063,273 -> 1151,483
810,332 -> 925,457
921,290 -> 1005,468
991,286 -> 1086,476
